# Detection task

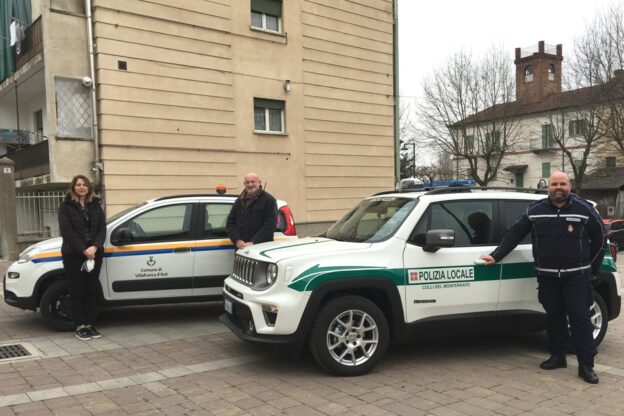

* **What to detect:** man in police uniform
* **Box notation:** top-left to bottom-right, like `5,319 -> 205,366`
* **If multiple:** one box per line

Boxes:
480,171 -> 606,384
226,172 -> 277,249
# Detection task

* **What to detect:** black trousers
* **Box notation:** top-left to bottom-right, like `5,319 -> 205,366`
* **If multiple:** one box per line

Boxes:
63,252 -> 103,328
537,273 -> 596,366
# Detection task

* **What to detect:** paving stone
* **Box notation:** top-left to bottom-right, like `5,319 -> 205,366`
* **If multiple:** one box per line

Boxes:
26,387 -> 68,401
1,260 -> 624,416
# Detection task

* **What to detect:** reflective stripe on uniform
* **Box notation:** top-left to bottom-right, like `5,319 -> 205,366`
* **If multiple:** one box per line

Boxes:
528,214 -> 589,220
535,265 -> 591,273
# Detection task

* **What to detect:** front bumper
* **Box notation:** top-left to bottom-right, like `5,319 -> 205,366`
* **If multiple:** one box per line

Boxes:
219,292 -> 303,345
3,273 -> 37,310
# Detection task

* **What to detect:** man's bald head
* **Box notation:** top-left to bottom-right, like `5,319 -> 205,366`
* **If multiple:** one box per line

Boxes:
548,171 -> 571,206
243,172 -> 262,194
549,171 -> 571,185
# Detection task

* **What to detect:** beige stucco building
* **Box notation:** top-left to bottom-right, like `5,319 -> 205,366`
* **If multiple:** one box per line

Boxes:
1,0 -> 396,228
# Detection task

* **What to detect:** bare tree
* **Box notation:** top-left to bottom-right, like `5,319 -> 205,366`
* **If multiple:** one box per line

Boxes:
568,3 -> 624,162
569,3 -> 624,88
399,102 -> 419,179
412,166 -> 437,184
418,47 -> 520,185
545,102 -> 605,192
436,149 -> 454,180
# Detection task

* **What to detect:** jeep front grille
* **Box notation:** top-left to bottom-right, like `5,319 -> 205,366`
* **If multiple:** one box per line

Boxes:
232,255 -> 259,285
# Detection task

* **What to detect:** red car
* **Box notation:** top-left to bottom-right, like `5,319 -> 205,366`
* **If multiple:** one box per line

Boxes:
604,218 -> 624,256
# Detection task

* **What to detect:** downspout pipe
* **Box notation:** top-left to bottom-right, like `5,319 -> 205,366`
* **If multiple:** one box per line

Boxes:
392,0 -> 400,188
85,0 -> 101,187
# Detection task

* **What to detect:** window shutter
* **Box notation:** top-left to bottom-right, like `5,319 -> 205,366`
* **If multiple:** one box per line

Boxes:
251,0 -> 282,16
542,162 -> 550,178
569,120 -> 574,136
254,98 -> 284,110
465,135 -> 474,152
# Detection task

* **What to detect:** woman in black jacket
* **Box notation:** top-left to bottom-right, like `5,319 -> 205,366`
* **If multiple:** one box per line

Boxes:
58,175 -> 106,340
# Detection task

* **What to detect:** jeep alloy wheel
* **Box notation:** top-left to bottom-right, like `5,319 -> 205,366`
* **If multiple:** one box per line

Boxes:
309,295 -> 389,376
591,291 -> 608,346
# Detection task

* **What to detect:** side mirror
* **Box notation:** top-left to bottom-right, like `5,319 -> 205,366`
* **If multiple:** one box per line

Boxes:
111,227 -> 132,245
423,229 -> 455,252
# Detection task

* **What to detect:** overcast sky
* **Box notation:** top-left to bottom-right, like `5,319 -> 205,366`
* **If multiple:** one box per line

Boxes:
398,0 -> 619,105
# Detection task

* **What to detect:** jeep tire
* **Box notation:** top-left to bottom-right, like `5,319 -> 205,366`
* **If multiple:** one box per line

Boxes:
592,290 -> 608,347
40,280 -> 75,332
309,295 -> 389,376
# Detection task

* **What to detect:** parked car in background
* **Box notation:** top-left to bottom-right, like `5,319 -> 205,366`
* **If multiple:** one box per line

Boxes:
4,192 -> 297,330
604,218 -> 624,251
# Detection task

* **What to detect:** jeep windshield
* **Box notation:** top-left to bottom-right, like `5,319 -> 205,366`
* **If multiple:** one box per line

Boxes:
325,197 -> 418,243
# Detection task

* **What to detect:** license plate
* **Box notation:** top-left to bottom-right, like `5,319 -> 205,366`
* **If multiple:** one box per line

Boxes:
224,298 -> 233,315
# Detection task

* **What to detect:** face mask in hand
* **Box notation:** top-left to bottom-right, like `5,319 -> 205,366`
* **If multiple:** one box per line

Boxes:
81,259 -> 95,272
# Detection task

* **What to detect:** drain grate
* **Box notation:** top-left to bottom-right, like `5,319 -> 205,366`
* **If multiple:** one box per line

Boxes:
0,344 -> 31,360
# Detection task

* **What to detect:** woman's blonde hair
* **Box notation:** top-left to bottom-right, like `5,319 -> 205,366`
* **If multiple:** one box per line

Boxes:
68,175 -> 94,203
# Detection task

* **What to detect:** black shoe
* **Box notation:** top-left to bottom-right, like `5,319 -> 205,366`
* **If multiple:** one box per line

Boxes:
75,327 -> 92,341
578,364 -> 599,384
539,356 -> 567,370
87,326 -> 102,339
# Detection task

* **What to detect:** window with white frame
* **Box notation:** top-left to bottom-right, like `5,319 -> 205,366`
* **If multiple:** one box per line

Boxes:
254,98 -> 285,133
485,131 -> 501,152
569,119 -> 587,136
251,0 -> 282,33
606,157 -> 616,168
542,124 -> 554,149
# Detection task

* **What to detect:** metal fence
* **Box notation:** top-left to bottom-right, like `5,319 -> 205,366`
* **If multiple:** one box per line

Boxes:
16,191 -> 65,238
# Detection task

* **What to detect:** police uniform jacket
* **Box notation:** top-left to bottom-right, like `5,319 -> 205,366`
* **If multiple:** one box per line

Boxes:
490,194 -> 606,276
226,189 -> 277,245
58,195 -> 106,257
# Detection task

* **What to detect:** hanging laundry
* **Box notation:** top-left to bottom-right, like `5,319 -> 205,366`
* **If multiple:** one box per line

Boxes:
15,22 -> 26,55
9,21 -> 17,46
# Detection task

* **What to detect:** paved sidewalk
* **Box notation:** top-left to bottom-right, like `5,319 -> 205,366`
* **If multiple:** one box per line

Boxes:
0,259 -> 624,415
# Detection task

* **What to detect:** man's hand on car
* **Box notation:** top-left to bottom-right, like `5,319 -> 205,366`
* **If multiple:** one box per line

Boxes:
479,254 -> 496,265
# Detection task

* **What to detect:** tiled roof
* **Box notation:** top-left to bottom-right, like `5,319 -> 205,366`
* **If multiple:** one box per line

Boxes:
583,167 -> 624,190
455,75 -> 624,126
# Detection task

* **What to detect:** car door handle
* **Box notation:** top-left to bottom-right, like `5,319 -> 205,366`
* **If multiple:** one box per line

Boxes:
173,247 -> 191,253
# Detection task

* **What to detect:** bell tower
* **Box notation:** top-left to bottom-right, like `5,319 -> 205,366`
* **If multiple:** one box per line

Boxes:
514,41 -> 563,103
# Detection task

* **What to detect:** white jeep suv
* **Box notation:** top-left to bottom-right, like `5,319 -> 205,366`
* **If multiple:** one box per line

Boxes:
221,187 -> 621,376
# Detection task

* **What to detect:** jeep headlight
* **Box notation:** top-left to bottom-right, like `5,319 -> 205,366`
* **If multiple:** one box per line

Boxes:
266,263 -> 278,285
18,246 -> 42,264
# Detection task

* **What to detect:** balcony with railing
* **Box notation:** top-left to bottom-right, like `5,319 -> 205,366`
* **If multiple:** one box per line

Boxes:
529,136 -> 558,153
0,129 -> 48,180
14,16 -> 43,72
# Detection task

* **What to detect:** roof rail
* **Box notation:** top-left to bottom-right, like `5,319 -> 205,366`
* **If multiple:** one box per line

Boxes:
154,193 -> 238,201
372,190 -> 406,196
425,186 -> 547,196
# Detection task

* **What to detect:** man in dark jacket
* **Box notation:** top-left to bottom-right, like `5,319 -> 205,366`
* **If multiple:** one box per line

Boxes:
480,171 -> 606,384
227,172 -> 277,249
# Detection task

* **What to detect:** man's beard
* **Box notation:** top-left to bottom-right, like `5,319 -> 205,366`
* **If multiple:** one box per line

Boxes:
549,189 -> 569,203
243,187 -> 261,199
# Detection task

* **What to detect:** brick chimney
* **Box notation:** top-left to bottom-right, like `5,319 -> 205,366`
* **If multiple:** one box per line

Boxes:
514,41 -> 563,103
